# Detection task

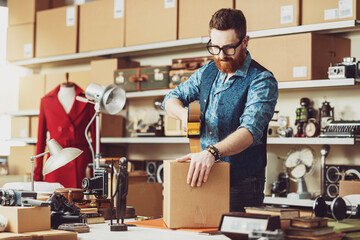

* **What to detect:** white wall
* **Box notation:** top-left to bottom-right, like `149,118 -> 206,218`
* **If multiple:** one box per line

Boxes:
0,7 -> 33,155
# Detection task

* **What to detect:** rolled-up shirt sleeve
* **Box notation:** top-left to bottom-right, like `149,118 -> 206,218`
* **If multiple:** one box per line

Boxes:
239,71 -> 278,146
161,63 -> 209,112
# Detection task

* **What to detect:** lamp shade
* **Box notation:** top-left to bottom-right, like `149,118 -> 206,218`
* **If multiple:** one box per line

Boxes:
42,139 -> 83,175
85,83 -> 126,115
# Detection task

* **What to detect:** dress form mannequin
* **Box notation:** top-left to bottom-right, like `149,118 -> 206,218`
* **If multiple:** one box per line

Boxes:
58,84 -> 75,114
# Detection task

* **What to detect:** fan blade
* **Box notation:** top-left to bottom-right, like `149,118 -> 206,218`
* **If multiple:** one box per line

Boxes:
285,152 -> 300,168
300,148 -> 314,167
291,164 -> 306,179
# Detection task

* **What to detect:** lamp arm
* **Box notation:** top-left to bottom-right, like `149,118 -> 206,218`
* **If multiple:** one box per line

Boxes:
30,151 -> 49,192
30,151 -> 50,160
85,110 -> 97,176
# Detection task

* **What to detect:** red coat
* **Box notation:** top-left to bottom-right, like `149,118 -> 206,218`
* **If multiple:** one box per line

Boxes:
34,84 -> 96,188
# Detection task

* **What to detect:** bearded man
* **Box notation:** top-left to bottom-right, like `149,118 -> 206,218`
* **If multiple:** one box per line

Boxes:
162,8 -> 278,211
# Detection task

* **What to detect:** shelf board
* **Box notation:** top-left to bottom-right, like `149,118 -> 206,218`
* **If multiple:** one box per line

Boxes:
278,78 -> 360,89
10,20 -> 360,68
126,89 -> 171,98
11,37 -> 210,67
101,137 -> 189,144
8,138 -> 37,144
7,110 -> 40,116
267,137 -> 356,145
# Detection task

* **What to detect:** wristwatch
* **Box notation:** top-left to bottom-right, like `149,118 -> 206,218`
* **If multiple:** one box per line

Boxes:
205,145 -> 221,160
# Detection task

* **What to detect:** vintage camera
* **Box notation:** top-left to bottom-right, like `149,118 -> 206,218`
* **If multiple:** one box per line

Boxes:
328,57 -> 360,79
82,168 -> 108,199
0,189 -> 47,207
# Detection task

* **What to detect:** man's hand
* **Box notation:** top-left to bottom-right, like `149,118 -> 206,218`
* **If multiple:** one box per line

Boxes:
177,150 -> 216,187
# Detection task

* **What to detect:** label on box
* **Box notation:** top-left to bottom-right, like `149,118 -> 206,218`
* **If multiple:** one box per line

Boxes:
280,5 -> 294,24
164,0 -> 175,8
66,7 -> 76,26
324,8 -> 339,20
339,0 -> 353,18
115,72 -> 125,84
23,43 -> 33,58
154,69 -> 164,81
20,129 -> 29,138
293,66 -> 307,78
114,0 -> 124,18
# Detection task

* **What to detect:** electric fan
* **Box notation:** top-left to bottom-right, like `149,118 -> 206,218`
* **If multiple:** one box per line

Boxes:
284,145 -> 316,199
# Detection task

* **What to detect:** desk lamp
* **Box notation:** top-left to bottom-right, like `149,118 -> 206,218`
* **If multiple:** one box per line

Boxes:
76,83 -> 126,198
30,139 -> 83,192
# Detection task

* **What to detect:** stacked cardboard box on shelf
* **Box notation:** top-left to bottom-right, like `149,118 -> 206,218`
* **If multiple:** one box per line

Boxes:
249,33 -> 351,82
18,74 -> 46,111
7,145 -> 36,175
302,0 -> 360,25
178,0 -> 233,39
236,0 -> 301,31
36,5 -> 79,57
6,0 -> 51,61
125,0 -> 177,46
79,0 -> 126,52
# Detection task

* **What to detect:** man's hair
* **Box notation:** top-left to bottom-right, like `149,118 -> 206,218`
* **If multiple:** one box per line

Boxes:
209,8 -> 247,40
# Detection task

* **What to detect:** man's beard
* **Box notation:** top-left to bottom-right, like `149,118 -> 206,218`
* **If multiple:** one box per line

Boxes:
214,50 -> 246,74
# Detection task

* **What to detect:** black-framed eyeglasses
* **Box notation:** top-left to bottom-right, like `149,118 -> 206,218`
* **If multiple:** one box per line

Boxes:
206,38 -> 243,56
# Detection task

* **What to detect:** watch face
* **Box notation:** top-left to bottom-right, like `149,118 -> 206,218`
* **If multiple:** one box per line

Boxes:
305,122 -> 319,137
278,116 -> 289,128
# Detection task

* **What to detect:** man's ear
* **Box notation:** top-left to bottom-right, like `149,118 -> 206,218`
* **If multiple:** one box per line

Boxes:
243,35 -> 250,47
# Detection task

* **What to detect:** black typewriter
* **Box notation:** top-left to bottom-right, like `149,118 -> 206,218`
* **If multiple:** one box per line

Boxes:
320,121 -> 360,138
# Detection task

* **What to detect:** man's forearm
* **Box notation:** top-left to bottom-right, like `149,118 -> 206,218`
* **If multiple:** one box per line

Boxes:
164,98 -> 187,121
214,127 -> 254,158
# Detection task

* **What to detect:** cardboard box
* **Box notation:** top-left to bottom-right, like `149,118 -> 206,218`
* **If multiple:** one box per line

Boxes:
8,145 -> 36,175
127,182 -> 163,218
248,33 -> 350,81
236,0 -> 300,31
26,230 -> 77,240
36,5 -> 78,57
30,116 -> 39,138
45,72 -> 67,94
178,0 -> 233,39
163,160 -> 230,228
302,0 -> 360,25
68,70 -> 91,91
125,0 -> 177,46
8,0 -> 50,26
18,74 -> 46,110
79,0 -> 125,52
6,24 -> 35,62
0,232 -> 31,240
90,58 -> 139,87
11,117 -> 30,138
100,114 -> 124,137
0,206 -> 51,233
339,180 -> 360,197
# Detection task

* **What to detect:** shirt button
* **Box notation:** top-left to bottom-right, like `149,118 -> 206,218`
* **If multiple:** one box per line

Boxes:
204,100 -> 206,103
57,126 -> 62,132
209,131 -> 212,135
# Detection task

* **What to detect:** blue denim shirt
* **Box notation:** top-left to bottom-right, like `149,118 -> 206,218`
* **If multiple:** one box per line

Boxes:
162,51 -> 278,184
